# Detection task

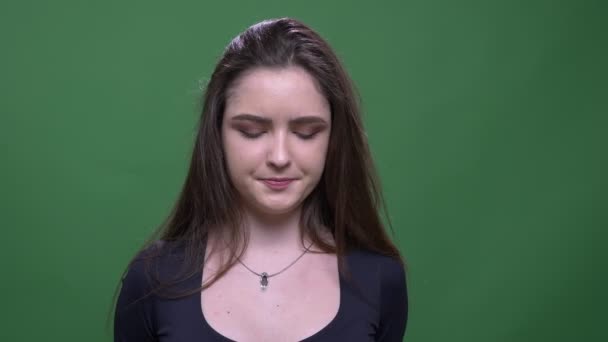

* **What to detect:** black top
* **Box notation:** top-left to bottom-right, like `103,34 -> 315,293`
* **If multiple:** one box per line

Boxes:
114,240 -> 408,342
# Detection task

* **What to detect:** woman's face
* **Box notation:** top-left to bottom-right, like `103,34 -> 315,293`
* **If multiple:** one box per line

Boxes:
221,66 -> 331,216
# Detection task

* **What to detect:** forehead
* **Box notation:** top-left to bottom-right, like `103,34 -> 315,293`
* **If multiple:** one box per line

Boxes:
224,66 -> 330,122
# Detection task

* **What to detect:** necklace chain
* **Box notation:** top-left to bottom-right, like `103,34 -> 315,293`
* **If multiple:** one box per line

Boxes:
236,241 -> 314,290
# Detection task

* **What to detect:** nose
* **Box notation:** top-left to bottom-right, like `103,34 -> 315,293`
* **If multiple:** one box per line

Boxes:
267,131 -> 291,170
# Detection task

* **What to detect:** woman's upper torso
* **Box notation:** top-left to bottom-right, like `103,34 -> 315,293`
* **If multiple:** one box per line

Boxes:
114,239 -> 408,341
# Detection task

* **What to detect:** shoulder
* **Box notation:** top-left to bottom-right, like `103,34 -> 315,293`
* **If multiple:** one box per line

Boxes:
115,241 -> 181,340
121,240 -> 187,292
350,249 -> 408,336
127,239 -> 184,269
347,248 -> 407,282
343,248 -> 407,302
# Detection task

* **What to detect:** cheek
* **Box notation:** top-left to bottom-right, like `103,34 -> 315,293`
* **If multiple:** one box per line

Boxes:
301,140 -> 330,177
222,132 -> 244,176
223,132 -> 263,174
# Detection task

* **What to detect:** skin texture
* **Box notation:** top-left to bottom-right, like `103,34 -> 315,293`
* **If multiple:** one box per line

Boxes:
222,65 -> 331,219
217,65 -> 333,254
200,66 -> 340,341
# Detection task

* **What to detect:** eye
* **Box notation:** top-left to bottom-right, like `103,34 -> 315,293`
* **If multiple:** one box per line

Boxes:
238,130 -> 265,139
294,131 -> 319,140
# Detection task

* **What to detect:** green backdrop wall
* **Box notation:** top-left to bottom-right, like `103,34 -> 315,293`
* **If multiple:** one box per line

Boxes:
1,0 -> 606,341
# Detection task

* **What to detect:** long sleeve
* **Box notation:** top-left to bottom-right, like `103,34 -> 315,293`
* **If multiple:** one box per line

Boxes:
114,258 -> 157,342
376,258 -> 408,341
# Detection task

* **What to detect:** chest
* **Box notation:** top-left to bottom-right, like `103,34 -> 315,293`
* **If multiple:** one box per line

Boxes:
200,253 -> 340,342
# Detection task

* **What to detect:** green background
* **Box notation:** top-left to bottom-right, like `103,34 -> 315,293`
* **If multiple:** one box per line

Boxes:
1,0 -> 606,341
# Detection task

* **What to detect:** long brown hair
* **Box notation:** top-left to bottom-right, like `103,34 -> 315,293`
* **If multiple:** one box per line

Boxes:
108,16 -> 405,329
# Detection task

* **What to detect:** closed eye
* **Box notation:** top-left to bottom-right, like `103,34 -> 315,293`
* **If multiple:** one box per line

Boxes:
294,131 -> 319,140
238,130 -> 265,139
237,129 -> 321,140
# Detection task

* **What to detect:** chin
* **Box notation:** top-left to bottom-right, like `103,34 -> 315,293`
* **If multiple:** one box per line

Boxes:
260,204 -> 297,215
253,199 -> 301,216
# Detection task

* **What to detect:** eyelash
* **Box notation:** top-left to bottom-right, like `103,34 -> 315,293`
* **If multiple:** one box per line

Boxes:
238,130 -> 318,140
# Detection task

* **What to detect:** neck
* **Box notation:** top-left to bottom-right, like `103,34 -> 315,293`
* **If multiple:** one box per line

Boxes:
240,205 -> 308,253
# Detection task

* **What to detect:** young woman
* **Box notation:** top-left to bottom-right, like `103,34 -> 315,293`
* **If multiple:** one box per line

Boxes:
113,17 -> 408,341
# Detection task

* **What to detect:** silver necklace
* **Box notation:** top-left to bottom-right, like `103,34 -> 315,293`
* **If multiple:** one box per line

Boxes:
236,241 -> 314,291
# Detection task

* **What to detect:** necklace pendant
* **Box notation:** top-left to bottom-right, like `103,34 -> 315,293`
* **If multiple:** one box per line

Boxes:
260,272 -> 269,291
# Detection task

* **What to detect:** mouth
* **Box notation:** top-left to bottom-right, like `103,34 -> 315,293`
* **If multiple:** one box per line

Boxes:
260,178 -> 296,190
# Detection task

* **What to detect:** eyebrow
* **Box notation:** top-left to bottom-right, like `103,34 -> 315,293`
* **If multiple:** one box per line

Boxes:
231,113 -> 328,125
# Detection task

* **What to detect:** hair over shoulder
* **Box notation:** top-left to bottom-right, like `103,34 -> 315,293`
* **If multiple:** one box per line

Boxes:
112,17 -> 405,308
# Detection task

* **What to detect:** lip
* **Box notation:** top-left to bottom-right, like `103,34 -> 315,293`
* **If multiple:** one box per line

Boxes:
260,178 -> 295,190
